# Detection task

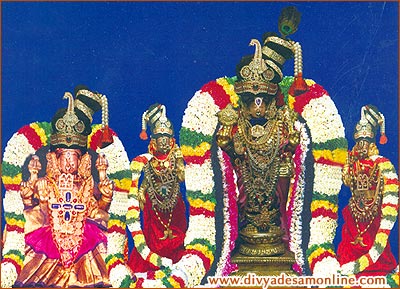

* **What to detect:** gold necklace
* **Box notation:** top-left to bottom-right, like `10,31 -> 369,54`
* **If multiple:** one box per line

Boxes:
351,219 -> 375,247
151,148 -> 173,170
145,155 -> 180,213
154,209 -> 176,240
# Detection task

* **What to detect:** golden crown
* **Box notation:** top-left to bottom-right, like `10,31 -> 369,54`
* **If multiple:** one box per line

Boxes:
234,39 -> 278,96
354,105 -> 387,144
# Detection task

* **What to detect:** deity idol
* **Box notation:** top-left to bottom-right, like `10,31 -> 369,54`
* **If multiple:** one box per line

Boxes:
14,88 -> 114,287
216,32 -> 301,257
128,104 -> 188,272
338,105 -> 398,276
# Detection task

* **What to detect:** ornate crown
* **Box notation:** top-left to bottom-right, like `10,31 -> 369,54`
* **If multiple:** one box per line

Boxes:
234,39 -> 279,96
50,87 -> 112,151
353,105 -> 387,144
140,103 -> 174,140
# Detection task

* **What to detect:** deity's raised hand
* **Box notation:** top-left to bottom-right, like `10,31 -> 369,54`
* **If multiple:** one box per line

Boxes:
96,153 -> 109,182
20,155 -> 41,204
96,153 -> 113,202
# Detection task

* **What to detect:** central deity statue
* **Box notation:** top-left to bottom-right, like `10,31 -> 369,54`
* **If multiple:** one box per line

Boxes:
216,31 -> 301,258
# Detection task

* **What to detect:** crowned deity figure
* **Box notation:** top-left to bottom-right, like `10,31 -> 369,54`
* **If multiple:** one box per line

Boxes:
127,104 -> 188,272
338,105 -> 398,276
13,87 -> 114,287
216,31 -> 301,258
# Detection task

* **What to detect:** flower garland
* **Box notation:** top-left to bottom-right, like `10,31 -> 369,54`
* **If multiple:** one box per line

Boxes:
214,148 -> 239,276
1,122 -> 52,288
386,266 -> 399,288
1,122 -> 130,288
179,75 -> 348,282
283,77 -> 348,276
106,78 -> 240,287
180,76 -> 240,279
278,76 -> 348,275
285,119 -> 311,274
340,156 -> 399,280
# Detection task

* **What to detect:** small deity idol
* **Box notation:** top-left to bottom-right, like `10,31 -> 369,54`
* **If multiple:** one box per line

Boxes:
14,88 -> 114,287
127,104 -> 187,272
338,105 -> 398,276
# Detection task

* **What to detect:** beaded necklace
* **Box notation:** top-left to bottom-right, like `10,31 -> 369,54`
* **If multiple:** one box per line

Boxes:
144,151 -> 181,240
235,109 -> 282,231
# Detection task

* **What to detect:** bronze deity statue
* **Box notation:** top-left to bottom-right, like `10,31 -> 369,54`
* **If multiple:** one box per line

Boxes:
127,104 -> 188,273
338,105 -> 398,276
215,7 -> 305,275
216,37 -> 300,258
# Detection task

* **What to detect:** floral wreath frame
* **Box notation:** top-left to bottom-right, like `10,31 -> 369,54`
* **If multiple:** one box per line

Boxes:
105,76 -> 399,287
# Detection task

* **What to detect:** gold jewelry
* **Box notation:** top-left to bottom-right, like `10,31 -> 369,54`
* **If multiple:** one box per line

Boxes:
154,210 -> 176,240
351,219 -> 374,247
47,173 -> 92,268
234,39 -> 278,95
75,99 -> 94,122
348,161 -> 382,223
234,81 -> 278,96
368,142 -> 379,157
76,89 -> 103,103
354,121 -> 375,140
150,149 -> 173,172
51,92 -> 87,149
217,104 -> 239,126
263,36 -> 293,50
145,153 -> 180,213
50,133 -> 87,148
265,59 -> 283,80
262,45 -> 286,65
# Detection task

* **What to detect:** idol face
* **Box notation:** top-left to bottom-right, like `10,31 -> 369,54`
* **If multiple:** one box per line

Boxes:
57,148 -> 81,174
248,97 -> 267,119
354,139 -> 370,159
155,136 -> 172,155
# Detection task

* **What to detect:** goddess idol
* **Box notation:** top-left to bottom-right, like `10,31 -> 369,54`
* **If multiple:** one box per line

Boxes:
127,104 -> 188,273
338,105 -> 398,277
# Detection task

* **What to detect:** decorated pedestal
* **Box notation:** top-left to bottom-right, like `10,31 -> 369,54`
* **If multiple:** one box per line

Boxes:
231,249 -> 296,276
